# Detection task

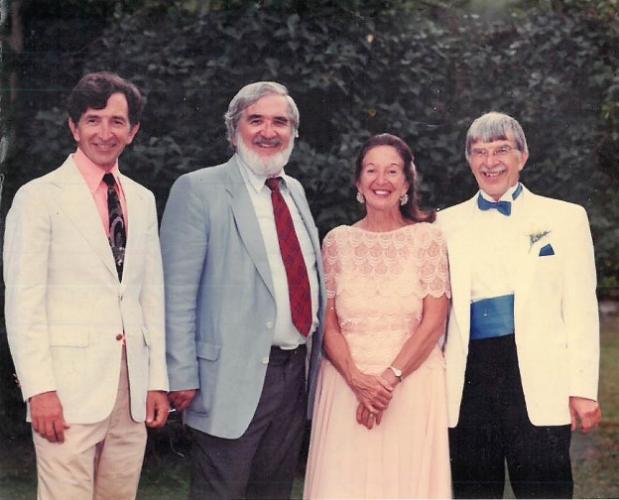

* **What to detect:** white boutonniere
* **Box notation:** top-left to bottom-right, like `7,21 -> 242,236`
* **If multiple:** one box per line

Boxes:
528,229 -> 551,252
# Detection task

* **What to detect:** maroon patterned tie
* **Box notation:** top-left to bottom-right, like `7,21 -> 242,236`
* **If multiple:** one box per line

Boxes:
265,177 -> 312,337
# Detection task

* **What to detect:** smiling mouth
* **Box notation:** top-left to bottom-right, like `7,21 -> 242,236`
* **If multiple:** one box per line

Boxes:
254,138 -> 282,149
94,143 -> 117,151
480,167 -> 506,178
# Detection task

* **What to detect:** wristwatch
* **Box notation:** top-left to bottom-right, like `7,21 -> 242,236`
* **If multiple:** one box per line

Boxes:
388,365 -> 403,383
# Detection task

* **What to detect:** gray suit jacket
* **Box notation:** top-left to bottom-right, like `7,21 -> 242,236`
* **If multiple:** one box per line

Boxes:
160,156 -> 325,438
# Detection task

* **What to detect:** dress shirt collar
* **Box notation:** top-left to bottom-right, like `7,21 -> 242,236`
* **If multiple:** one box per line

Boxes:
235,153 -> 289,193
479,182 -> 524,204
73,147 -> 122,193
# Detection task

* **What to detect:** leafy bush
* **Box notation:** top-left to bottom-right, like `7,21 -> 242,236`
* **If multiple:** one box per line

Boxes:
3,0 -> 619,451
27,1 -> 615,286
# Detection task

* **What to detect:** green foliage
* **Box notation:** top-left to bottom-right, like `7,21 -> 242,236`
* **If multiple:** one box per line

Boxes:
7,3 -> 616,287
2,2 -> 615,296
28,2 -> 618,283
12,1 -> 619,284
2,0 -> 619,479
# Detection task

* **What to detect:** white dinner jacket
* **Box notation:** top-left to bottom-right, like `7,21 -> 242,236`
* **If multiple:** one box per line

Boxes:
3,155 -> 168,424
437,186 -> 599,427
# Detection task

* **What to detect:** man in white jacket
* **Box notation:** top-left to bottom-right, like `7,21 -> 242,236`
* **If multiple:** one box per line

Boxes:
438,111 -> 601,499
4,72 -> 168,500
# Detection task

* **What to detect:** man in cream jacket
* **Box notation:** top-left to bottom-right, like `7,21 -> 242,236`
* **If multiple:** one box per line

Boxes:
437,112 -> 601,499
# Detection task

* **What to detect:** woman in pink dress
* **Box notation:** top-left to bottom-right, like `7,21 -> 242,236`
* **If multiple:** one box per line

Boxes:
304,133 -> 452,499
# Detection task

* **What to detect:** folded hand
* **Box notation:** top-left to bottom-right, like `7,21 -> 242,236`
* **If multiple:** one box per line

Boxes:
350,371 -> 394,414
356,403 -> 383,430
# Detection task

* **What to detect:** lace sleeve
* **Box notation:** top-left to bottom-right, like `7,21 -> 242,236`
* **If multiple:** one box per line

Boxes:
321,228 -> 341,299
417,224 -> 451,299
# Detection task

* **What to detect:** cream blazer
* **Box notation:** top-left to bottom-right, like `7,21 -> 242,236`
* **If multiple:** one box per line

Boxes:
437,186 -> 599,427
4,156 -> 168,423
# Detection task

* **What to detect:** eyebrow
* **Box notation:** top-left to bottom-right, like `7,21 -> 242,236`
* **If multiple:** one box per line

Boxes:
471,141 -> 511,150
83,112 -> 127,121
246,113 -> 289,122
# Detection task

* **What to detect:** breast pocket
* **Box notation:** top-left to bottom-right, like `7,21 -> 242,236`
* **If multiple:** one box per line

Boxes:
533,252 -> 562,290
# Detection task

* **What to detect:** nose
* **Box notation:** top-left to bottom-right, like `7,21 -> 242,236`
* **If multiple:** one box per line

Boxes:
97,121 -> 112,140
260,120 -> 276,138
485,151 -> 500,167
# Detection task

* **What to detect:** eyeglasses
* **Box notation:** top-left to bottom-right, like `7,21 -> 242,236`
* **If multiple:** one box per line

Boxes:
470,145 -> 517,159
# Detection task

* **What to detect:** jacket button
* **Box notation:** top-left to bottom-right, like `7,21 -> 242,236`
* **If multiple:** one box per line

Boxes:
266,321 -> 273,329
115,334 -> 123,341
261,357 -> 269,364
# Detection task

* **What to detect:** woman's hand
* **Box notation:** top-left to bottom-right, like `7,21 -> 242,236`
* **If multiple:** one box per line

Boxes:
356,402 -> 383,429
349,371 -> 395,413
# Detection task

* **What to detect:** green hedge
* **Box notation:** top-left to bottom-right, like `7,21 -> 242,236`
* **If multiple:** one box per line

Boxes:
2,0 -> 618,440
14,1 -> 619,289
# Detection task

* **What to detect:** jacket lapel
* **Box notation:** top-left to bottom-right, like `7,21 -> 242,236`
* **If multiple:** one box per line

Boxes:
119,174 -> 144,284
225,159 -> 275,298
53,156 -> 118,280
513,188 -> 546,322
287,183 -> 320,257
447,197 -> 477,345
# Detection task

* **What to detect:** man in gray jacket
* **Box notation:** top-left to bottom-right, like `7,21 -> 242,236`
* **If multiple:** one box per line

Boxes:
160,81 -> 325,500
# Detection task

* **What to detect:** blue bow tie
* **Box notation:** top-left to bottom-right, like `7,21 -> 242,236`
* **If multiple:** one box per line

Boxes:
477,184 -> 523,216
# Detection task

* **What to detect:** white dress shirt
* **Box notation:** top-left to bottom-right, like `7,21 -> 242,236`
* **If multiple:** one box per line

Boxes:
237,155 -> 319,348
470,183 -> 525,303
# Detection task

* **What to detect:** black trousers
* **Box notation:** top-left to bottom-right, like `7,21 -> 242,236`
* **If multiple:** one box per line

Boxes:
189,345 -> 307,500
449,335 -> 573,499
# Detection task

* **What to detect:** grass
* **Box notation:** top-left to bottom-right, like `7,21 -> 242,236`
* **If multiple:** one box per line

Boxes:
1,314 -> 618,499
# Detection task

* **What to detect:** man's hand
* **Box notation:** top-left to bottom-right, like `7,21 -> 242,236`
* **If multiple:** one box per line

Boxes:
146,391 -> 170,428
168,389 -> 198,412
30,391 -> 69,443
569,396 -> 602,433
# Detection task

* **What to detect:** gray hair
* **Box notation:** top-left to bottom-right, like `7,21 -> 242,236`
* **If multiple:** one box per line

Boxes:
224,81 -> 300,146
465,112 -> 528,162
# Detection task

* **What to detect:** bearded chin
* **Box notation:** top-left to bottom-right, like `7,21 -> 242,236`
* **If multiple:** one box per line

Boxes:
236,135 -> 294,177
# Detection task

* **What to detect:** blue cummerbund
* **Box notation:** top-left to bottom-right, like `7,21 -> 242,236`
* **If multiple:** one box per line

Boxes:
470,294 -> 515,340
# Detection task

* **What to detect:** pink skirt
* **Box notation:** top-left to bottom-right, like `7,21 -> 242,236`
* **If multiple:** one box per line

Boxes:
304,346 -> 452,499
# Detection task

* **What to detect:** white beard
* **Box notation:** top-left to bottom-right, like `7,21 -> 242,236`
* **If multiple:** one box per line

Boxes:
236,133 -> 294,177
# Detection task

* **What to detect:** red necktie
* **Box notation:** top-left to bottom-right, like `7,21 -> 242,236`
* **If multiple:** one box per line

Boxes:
265,177 -> 312,337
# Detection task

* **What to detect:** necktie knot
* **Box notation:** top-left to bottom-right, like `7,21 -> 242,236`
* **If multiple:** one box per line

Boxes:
265,177 -> 282,192
103,173 -> 116,188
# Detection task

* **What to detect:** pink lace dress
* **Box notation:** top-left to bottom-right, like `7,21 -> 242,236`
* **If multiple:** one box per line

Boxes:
304,223 -> 452,499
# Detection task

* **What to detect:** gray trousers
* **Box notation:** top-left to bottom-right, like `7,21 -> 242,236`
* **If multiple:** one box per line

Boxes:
189,345 -> 307,500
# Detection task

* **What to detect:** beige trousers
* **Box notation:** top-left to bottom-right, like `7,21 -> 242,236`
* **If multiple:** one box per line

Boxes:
33,349 -> 147,500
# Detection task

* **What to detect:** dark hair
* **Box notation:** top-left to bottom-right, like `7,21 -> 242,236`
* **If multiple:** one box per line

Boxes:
67,72 -> 144,126
354,133 -> 435,223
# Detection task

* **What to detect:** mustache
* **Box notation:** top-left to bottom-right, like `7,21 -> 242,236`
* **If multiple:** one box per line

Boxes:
253,137 -> 282,147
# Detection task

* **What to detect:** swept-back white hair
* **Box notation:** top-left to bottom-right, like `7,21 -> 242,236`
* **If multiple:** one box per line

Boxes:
465,111 -> 528,162
224,81 -> 299,147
